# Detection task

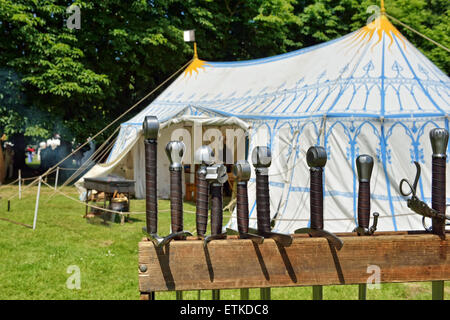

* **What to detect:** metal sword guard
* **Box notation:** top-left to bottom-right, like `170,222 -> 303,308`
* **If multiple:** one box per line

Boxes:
399,161 -> 448,225
294,227 -> 344,250
353,212 -> 380,236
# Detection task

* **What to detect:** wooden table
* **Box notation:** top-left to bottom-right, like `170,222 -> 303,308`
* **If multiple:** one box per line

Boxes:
84,176 -> 135,224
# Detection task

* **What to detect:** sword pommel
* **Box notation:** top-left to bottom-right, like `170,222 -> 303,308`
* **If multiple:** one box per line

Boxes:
356,155 -> 374,183
194,145 -> 215,166
143,116 -> 160,141
252,146 -> 271,175
233,160 -> 251,182
206,164 -> 228,185
430,128 -> 449,157
306,146 -> 327,168
166,141 -> 185,171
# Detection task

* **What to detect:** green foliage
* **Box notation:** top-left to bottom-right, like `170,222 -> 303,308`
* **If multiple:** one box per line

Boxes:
0,0 -> 448,145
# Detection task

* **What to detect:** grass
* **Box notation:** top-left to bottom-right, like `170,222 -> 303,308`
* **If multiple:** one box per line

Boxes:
0,184 -> 448,300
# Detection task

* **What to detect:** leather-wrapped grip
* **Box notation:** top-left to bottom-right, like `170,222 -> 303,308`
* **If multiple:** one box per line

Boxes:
310,168 -> 324,230
358,181 -> 370,229
431,156 -> 446,237
237,182 -> 249,234
196,169 -> 209,237
256,173 -> 271,234
170,170 -> 183,233
210,184 -> 223,236
145,140 -> 158,234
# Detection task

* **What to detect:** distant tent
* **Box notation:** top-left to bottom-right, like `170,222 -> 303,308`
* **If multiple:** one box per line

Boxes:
77,14 -> 449,233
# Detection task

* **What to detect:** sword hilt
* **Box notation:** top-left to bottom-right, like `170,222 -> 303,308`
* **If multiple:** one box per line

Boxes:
252,147 -> 292,246
232,160 -> 264,244
166,141 -> 186,235
354,155 -> 378,236
236,182 -> 250,234
210,184 -> 224,236
252,146 -> 272,235
194,146 -> 215,238
295,146 -> 343,249
196,166 -> 209,237
310,167 -> 324,230
204,164 -> 228,246
307,146 -> 327,229
143,116 -> 159,236
255,173 -> 272,233
430,128 -> 448,238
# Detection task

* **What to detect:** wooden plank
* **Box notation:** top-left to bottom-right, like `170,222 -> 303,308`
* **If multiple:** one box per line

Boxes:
138,233 -> 450,293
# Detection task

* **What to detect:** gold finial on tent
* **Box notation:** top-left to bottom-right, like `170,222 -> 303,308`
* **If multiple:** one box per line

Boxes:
380,0 -> 386,15
183,31 -> 211,78
193,42 -> 198,60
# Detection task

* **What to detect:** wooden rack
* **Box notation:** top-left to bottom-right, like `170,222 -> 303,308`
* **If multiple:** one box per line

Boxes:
138,231 -> 449,299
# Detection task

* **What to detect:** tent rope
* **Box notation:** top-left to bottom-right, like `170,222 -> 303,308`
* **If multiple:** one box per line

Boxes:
386,13 -> 450,53
24,58 -> 193,191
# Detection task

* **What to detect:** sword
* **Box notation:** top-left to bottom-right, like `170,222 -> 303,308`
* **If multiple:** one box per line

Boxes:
226,160 -> 264,244
251,146 -> 293,247
165,141 -> 193,241
353,155 -> 379,236
352,154 -> 379,300
294,146 -> 343,250
141,116 -> 165,246
429,128 -> 449,239
204,164 -> 228,246
194,146 -> 215,238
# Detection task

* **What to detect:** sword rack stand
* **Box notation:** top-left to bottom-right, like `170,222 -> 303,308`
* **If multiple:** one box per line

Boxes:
138,231 -> 450,300
139,120 -> 449,300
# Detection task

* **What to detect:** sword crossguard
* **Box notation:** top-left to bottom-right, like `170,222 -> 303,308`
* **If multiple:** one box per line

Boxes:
143,227 -> 192,247
226,228 -> 264,244
294,227 -> 343,250
259,231 -> 293,247
353,212 -> 379,236
204,233 -> 227,247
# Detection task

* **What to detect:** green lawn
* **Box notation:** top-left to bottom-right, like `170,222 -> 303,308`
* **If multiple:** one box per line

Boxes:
0,184 -> 447,300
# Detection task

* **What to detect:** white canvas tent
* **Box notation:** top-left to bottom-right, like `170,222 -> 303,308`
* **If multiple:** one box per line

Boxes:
77,14 -> 449,233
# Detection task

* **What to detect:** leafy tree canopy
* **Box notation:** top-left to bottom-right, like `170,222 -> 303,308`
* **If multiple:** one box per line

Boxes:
0,0 -> 448,146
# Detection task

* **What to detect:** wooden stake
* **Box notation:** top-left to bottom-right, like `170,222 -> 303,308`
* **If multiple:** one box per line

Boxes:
54,167 -> 59,190
32,176 -> 42,230
18,169 -> 21,200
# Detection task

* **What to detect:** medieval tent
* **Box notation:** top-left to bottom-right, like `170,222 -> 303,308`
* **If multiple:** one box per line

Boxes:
76,13 -> 449,233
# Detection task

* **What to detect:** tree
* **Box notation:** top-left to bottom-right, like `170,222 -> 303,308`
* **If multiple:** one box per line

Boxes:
0,0 -> 447,150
